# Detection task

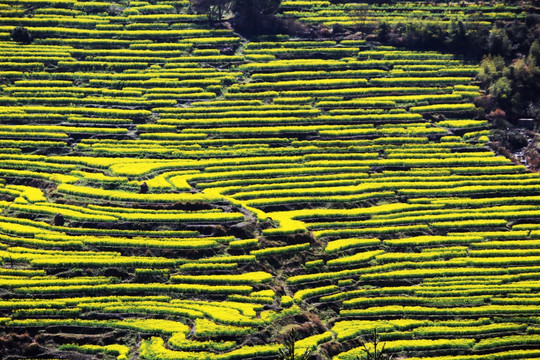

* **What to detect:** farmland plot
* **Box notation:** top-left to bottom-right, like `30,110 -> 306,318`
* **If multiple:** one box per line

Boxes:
0,1 -> 538,360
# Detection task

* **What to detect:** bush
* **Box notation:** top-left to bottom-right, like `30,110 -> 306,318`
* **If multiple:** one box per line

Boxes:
190,0 -> 231,23
11,26 -> 32,44
232,0 -> 281,36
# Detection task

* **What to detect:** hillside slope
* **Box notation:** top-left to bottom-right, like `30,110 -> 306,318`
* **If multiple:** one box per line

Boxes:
0,1 -> 539,360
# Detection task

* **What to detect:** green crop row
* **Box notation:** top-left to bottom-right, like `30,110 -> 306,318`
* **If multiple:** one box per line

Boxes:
336,339 -> 475,359
294,331 -> 333,354
156,104 -> 309,113
0,56 -> 72,63
314,224 -> 430,239
194,317 -> 254,337
13,79 -> 72,87
27,255 -> 178,268
13,307 -> 82,317
97,211 -> 244,224
327,250 -> 384,267
350,207 -> 540,228
166,55 -> 245,63
36,233 -> 224,250
340,305 -> 540,317
83,303 -> 203,319
245,191 -> 394,208
330,318 -> 507,341
190,166 -> 370,182
2,202 -> 116,222
0,159 -> 76,172
0,210 -> 193,239
170,272 -> 273,285
140,337 -> 280,360
70,49 -> 189,58
4,85 -> 138,96
169,336 -> 236,352
471,240 -> 540,249
342,295 -> 489,308
246,41 -> 337,49
431,219 -> 508,229
12,96 -> 177,107
58,344 -> 129,360
229,78 -> 369,92
191,99 -> 263,107
319,127 -> 446,136
7,26 -> 232,40
229,239 -> 258,249
56,184 -> 220,203
226,294 -> 273,305
369,76 -> 472,86
64,69 -> 239,80
0,131 -> 61,140
250,243 -> 310,257
404,349 -> 540,360
232,183 -> 381,201
0,125 -> 126,135
358,51 -> 454,60
237,59 -> 349,72
428,194 -> 540,208
0,233 -> 83,249
14,283 -> 253,295
288,261 -> 537,288
276,86 -> 453,98
196,171 -> 370,190
251,69 -> 386,81
411,103 -> 477,113
163,109 -> 321,119
359,265 -> 540,281
145,90 -> 221,100
0,105 -> 150,119
316,93 -> 462,107
306,155 -> 509,168
414,323 -> 527,337
0,62 -> 45,70
88,78 -> 223,88
293,285 -> 339,304
0,275 -> 113,289
58,61 -> 149,70
324,239 -> 382,253
374,250 -> 466,264
223,177 -> 371,197
244,47 -> 359,57
158,113 -> 424,126
180,263 -> 239,272
176,37 -> 241,45
399,184 -> 540,197
6,317 -> 190,337
32,38 -> 146,47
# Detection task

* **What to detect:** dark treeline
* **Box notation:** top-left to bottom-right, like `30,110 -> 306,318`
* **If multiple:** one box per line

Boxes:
189,0 -> 539,126
190,0 -> 284,36
375,12 -> 540,123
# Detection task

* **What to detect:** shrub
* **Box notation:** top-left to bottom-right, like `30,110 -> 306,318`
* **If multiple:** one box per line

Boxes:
232,0 -> 281,36
11,26 -> 32,44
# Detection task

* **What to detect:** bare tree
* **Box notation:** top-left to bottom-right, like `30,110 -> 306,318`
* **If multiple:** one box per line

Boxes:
355,329 -> 394,360
190,0 -> 231,23
277,328 -> 314,360
349,4 -> 374,37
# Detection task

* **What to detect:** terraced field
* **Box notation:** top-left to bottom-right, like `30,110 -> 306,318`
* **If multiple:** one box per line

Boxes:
281,0 -> 526,28
0,0 -> 539,360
